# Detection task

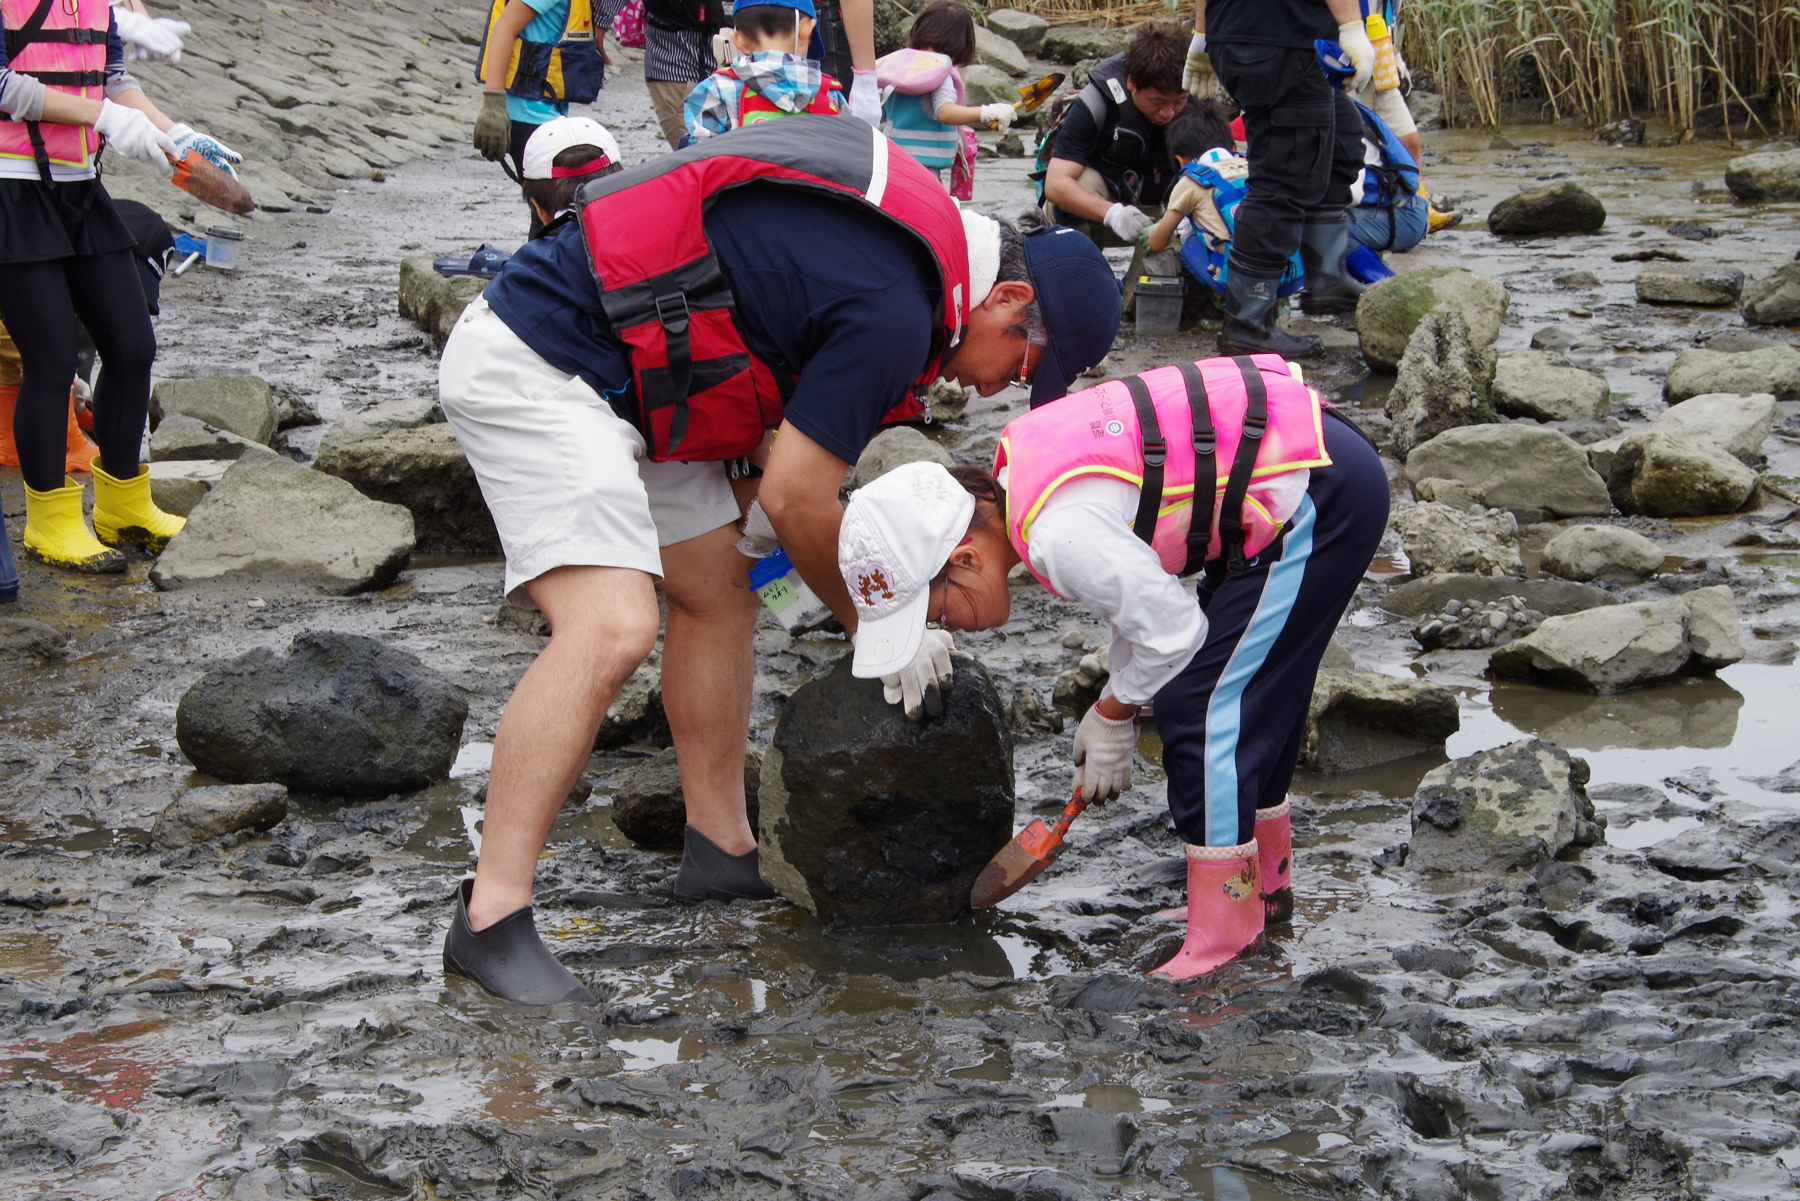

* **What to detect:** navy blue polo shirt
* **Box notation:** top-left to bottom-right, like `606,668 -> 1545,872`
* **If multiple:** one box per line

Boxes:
483,182 -> 941,465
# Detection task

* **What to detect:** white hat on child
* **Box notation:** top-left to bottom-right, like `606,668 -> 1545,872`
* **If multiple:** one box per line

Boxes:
839,462 -> 975,679
521,117 -> 620,181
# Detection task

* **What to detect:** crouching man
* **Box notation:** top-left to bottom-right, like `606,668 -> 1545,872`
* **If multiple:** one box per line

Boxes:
436,115 -> 1121,1004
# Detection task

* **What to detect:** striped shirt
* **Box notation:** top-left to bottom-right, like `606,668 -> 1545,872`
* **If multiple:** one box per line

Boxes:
595,0 -> 714,84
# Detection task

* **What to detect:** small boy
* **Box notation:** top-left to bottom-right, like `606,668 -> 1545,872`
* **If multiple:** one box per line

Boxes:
1144,99 -> 1238,257
518,116 -> 624,234
682,0 -> 844,143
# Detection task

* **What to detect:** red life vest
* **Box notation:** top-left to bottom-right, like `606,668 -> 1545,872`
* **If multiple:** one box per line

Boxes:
576,113 -> 971,462
727,67 -> 844,125
0,0 -> 109,180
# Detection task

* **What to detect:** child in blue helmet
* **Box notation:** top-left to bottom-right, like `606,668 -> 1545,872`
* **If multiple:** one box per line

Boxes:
683,0 -> 845,143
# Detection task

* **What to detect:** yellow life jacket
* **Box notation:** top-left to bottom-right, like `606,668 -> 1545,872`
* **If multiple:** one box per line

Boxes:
476,0 -> 603,105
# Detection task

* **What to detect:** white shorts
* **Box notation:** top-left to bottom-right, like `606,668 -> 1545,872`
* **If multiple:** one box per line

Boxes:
438,298 -> 741,608
1349,82 -> 1418,138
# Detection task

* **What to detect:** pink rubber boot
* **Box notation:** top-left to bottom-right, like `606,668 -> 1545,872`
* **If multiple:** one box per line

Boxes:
1256,798 -> 1293,925
1148,839 -> 1263,980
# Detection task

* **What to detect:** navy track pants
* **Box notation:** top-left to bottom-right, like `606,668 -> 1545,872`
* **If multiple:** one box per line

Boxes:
1153,411 -> 1390,848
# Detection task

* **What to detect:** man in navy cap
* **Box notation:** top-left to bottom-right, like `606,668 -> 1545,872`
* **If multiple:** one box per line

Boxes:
435,115 -> 1120,1007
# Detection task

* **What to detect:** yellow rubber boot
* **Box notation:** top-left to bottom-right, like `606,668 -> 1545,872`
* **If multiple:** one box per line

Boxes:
91,461 -> 186,554
23,477 -> 127,573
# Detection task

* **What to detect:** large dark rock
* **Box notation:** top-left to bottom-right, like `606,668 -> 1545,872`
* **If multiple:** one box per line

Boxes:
1487,182 -> 1606,236
175,631 -> 469,796
611,745 -> 763,851
758,655 -> 1014,924
1408,739 -> 1604,873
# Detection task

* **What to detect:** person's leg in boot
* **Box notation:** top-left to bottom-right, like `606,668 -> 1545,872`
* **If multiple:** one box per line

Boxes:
654,519 -> 774,902
1207,43 -> 1333,357
447,565 -> 660,1003
1297,90 -> 1368,316
0,260 -> 124,572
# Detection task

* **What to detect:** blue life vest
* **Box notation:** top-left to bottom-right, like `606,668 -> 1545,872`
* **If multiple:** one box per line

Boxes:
884,87 -> 958,172
1175,156 -> 1305,299
1351,101 -> 1420,251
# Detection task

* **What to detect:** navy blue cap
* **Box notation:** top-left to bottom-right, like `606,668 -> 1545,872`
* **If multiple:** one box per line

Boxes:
1022,223 -> 1122,406
736,0 -> 816,16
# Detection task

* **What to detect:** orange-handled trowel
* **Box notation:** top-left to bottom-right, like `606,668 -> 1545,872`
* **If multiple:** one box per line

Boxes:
984,71 -> 1066,129
167,150 -> 256,216
970,788 -> 1089,907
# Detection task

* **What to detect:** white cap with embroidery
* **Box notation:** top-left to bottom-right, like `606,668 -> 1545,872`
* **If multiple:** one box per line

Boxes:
839,461 -> 975,679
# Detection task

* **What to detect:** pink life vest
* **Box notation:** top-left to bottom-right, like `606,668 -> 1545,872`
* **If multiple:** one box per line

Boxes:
578,114 -> 970,463
996,354 -> 1333,592
0,0 -> 108,179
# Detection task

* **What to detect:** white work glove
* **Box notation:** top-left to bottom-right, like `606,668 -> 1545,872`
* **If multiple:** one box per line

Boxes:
1103,202 -> 1155,243
94,100 -> 178,178
710,30 -> 735,66
1395,50 -> 1413,93
978,103 -> 1016,130
849,69 -> 881,127
735,497 -> 779,559
881,628 -> 954,721
165,122 -> 243,178
1337,20 -> 1376,93
113,9 -> 189,63
1184,32 -> 1208,95
1072,702 -> 1137,802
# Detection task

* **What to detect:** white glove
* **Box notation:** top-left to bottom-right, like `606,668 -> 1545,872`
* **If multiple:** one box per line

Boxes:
978,103 -> 1016,130
1072,703 -> 1137,802
94,100 -> 178,178
1184,33 -> 1208,95
1103,203 -> 1155,243
1395,51 -> 1413,93
1337,21 -> 1376,93
710,30 -> 735,66
735,497 -> 779,559
881,628 -> 954,721
848,70 -> 881,127
166,122 -> 243,178
113,10 -> 189,62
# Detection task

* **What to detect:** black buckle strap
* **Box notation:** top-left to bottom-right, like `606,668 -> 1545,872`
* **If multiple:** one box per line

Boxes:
652,285 -> 693,453
22,69 -> 106,87
1175,360 -> 1215,575
10,26 -> 107,46
3,0 -> 55,58
1219,356 -> 1268,572
1122,374 -> 1164,547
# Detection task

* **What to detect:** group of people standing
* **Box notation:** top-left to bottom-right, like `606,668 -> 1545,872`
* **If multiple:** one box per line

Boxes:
442,0 -> 1401,1004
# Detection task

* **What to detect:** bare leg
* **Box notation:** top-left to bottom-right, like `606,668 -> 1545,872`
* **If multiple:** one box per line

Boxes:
466,564 -> 660,929
1401,130 -> 1423,167
657,522 -> 760,855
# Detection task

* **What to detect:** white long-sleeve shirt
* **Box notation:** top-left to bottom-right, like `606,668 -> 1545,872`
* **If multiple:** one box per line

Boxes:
1017,469 -> 1308,705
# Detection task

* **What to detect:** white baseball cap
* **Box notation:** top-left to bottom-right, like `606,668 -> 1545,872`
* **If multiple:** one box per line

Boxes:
521,117 -> 620,181
839,461 -> 975,679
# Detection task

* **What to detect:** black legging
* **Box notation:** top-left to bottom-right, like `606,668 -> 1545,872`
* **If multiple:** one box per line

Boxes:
0,250 -> 155,493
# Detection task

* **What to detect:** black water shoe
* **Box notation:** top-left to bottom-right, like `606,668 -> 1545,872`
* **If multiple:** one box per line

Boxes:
443,878 -> 596,1005
673,825 -> 777,902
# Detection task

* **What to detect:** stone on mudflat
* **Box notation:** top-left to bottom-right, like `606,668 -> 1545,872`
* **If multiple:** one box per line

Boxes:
1539,525 -> 1664,583
1381,573 -> 1613,619
149,414 -> 279,463
973,24 -> 1028,75
959,63 -> 1018,107
1039,25 -> 1129,64
1355,267 -> 1508,373
595,651 -> 671,750
0,616 -> 67,659
1408,739 -> 1603,873
759,655 -> 1014,924
149,459 -> 231,517
1723,148 -> 1800,201
1741,261 -> 1800,326
1649,391 -> 1776,465
397,256 -> 487,349
927,379 -> 970,422
313,397 -> 443,471
1486,182 -> 1606,236
1544,417 -> 1621,446
1052,644 -> 1109,718
1584,434 -> 1625,480
150,456 -> 415,595
985,8 -> 1049,54
1490,586 -> 1743,693
1595,118 -> 1645,146
314,423 -> 497,554
1663,345 -> 1800,403
151,782 -> 288,849
610,745 -> 763,851
1384,311 -> 1495,457
271,383 -> 321,431
1411,477 -> 1482,510
1414,595 -> 1544,651
1301,669 -> 1459,772
150,376 -> 277,444
1392,502 -> 1522,577
1409,91 -> 1444,131
1491,349 -> 1611,422
1606,431 -> 1759,518
1404,425 -> 1611,518
1634,264 -> 1744,307
849,426 -> 954,489
175,630 -> 469,795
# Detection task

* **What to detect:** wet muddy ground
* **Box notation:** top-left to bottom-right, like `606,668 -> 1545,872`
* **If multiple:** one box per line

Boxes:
4,67 -> 1800,1201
